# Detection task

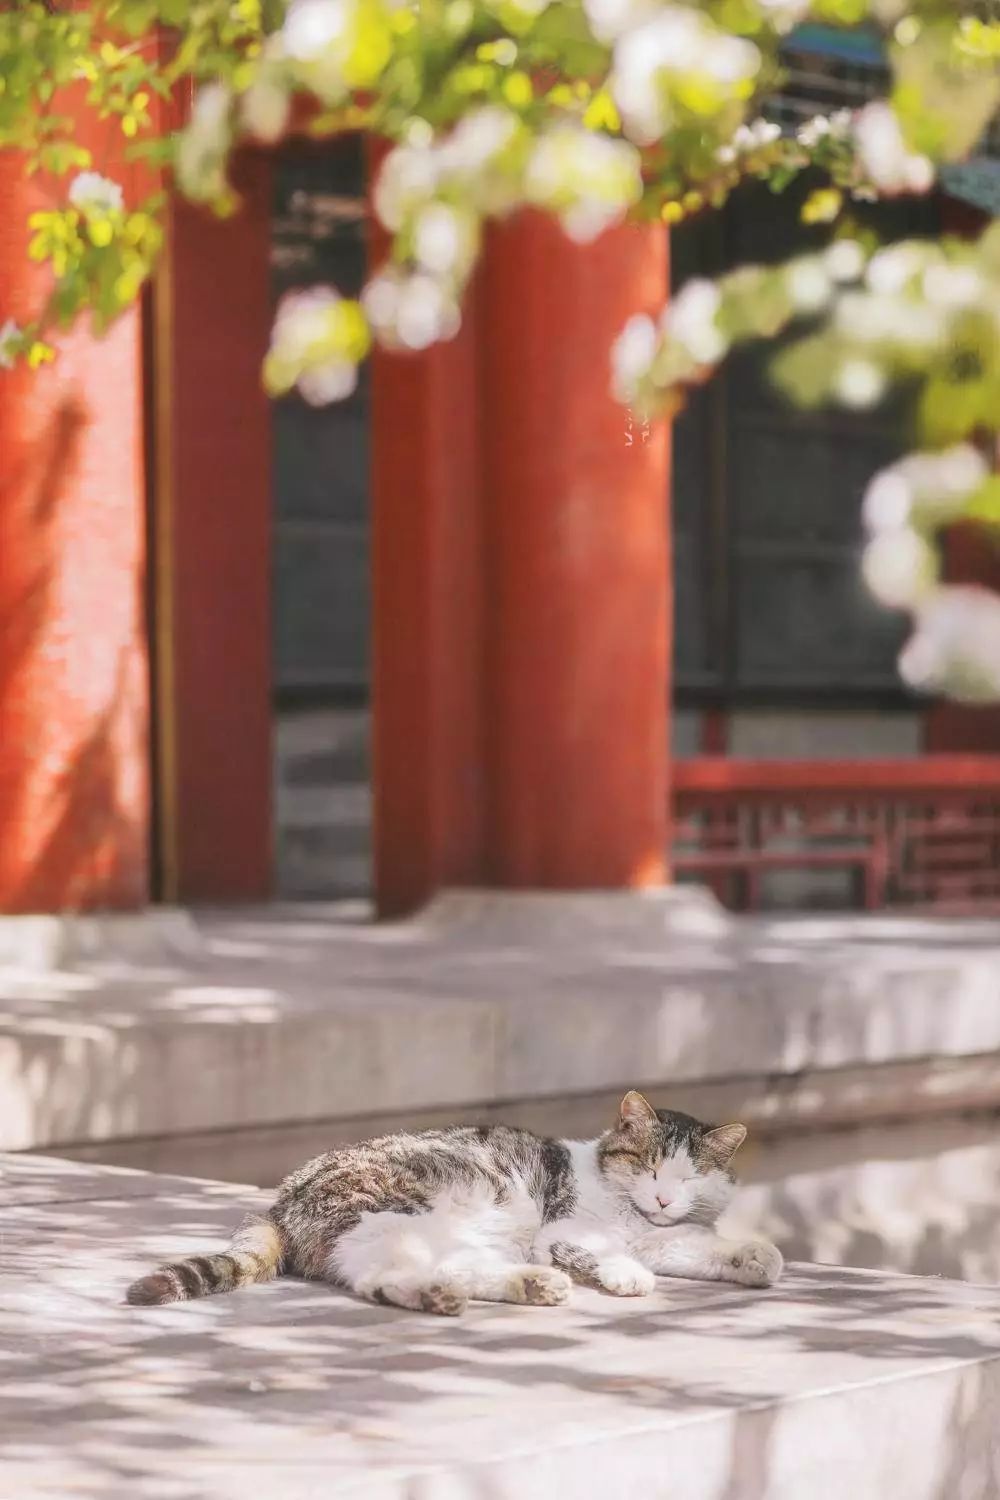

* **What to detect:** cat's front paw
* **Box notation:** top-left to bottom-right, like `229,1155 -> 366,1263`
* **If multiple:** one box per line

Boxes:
728,1240 -> 783,1288
597,1257 -> 656,1298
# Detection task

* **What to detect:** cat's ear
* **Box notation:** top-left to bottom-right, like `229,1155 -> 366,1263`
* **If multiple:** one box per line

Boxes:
618,1091 -> 657,1129
704,1123 -> 747,1164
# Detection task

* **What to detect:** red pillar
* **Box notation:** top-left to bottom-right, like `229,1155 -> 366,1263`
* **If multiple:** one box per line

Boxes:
151,154 -> 275,902
481,213 -> 671,888
368,142 -> 488,917
0,143 -> 149,911
370,195 -> 671,911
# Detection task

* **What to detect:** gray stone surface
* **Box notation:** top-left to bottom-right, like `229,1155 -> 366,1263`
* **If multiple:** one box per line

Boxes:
0,907 -> 204,972
4,895 -> 1000,1161
4,1156 -> 1000,1499
726,1113 -> 1000,1285
275,709 -> 371,899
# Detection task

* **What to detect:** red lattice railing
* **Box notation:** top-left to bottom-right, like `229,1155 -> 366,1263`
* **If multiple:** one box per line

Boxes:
672,756 -> 1000,912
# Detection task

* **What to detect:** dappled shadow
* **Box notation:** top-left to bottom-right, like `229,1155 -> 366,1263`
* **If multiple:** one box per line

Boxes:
726,1113 -> 1000,1286
4,1170 -> 1000,1498
0,380 -> 147,916
9,644 -> 147,914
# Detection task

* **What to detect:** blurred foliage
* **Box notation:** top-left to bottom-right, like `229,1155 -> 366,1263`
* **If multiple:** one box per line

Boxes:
2,1 -> 1000,694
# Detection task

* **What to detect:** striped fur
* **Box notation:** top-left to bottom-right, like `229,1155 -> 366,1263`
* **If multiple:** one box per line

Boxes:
125,1215 -> 282,1306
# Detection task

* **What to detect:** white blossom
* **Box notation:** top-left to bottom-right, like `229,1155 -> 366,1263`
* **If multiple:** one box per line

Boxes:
662,279 -> 727,366
835,290 -> 944,350
853,102 -> 934,196
863,446 -> 988,536
787,258 -> 831,312
866,242 -> 936,297
755,0 -> 811,31
436,107 -> 523,216
611,9 -> 760,146
797,109 -> 852,149
68,171 -> 124,216
611,313 -> 658,402
900,585 -> 1000,702
862,469 -> 913,533
404,117 -> 434,149
732,118 -> 780,152
298,361 -> 357,405
190,81 -> 231,139
241,77 -> 291,143
363,268 -> 461,350
412,203 -> 479,276
439,106 -> 519,178
907,445 -> 986,503
524,127 -> 642,243
373,143 -> 440,232
862,528 -> 937,608
921,263 -> 984,310
280,0 -> 375,101
177,83 -> 233,197
823,239 -> 866,283
271,286 -> 341,364
583,0 -> 660,43
283,0 -> 347,59
267,286 -> 362,405
797,116 -> 829,149
0,318 -> 21,369
835,356 -> 886,409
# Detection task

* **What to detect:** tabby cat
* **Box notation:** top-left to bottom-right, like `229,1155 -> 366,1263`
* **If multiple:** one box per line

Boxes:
126,1091 -> 782,1315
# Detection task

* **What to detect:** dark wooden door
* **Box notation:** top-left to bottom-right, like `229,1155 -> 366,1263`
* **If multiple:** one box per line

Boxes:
271,137 -> 369,696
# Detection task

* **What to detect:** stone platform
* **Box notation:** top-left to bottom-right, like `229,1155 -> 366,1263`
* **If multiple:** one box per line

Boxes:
4,893 -> 1000,1167
3,1154 -> 999,1499
5,893 -> 1000,1280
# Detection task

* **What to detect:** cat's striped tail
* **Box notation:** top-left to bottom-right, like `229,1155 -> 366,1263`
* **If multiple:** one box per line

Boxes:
125,1215 -> 283,1306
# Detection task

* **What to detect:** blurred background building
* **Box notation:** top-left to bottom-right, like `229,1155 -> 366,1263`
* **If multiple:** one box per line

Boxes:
3,23 -> 1000,924
269,27 -> 1000,913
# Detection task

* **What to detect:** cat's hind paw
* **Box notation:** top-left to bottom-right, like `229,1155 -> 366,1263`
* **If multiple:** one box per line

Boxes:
364,1276 -> 468,1316
507,1266 -> 572,1306
728,1241 -> 783,1288
419,1283 -> 469,1316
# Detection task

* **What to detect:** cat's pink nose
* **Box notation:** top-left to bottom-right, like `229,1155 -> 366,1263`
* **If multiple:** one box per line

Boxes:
656,1195 -> 672,1209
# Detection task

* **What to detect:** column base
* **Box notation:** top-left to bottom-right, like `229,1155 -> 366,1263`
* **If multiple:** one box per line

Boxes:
412,885 -> 731,944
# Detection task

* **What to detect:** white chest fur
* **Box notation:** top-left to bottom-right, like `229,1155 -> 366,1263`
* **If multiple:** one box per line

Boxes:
533,1139 -> 640,1260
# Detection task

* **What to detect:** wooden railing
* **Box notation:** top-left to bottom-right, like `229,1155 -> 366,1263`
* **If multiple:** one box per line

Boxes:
672,756 -> 1000,911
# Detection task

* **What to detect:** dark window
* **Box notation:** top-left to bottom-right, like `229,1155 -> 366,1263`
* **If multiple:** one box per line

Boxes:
671,177 -> 940,706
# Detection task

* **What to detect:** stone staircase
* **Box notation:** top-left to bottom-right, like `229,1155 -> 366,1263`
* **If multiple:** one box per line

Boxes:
274,708 -> 372,899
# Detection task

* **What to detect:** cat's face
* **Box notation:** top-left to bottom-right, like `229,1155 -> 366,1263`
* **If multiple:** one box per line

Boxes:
597,1091 -> 746,1227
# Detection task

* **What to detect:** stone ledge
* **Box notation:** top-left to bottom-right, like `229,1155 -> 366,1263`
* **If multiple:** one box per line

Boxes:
4,895 -> 1000,1157
4,1155 -> 1000,1500
39,1049 -> 1000,1186
0,906 -> 204,972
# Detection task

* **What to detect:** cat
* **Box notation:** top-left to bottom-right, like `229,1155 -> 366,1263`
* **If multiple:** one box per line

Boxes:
126,1090 -> 782,1316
